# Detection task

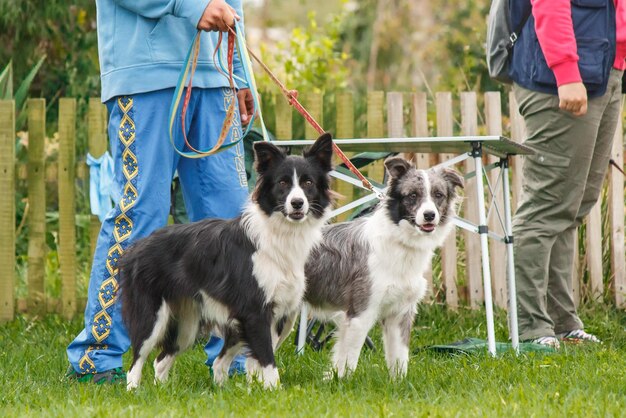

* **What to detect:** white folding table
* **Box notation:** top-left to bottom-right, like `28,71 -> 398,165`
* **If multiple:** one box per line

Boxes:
270,136 -> 534,356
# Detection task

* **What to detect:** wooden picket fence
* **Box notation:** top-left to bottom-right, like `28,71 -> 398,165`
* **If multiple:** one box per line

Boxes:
0,91 -> 624,323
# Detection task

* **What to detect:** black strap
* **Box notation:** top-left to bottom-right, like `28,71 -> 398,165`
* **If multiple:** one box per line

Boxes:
609,158 -> 625,176
507,6 -> 533,50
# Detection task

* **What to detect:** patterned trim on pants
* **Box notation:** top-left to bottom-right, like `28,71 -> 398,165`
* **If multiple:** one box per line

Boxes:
78,97 -> 138,373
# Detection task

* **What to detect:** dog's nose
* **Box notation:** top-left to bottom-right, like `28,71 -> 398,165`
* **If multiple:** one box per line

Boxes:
424,211 -> 436,222
291,198 -> 304,210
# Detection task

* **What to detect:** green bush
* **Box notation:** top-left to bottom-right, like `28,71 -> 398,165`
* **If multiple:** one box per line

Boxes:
253,12 -> 353,139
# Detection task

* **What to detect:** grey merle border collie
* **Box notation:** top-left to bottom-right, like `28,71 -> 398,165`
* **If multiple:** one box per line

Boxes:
303,157 -> 463,378
120,134 -> 333,390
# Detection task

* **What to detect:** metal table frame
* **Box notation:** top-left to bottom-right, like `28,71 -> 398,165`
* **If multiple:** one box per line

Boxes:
270,136 -> 533,356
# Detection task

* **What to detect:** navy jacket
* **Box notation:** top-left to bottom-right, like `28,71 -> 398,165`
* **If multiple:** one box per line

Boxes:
510,0 -> 616,98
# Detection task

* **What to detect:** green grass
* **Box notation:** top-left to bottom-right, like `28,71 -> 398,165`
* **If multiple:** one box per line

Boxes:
2,304 -> 625,417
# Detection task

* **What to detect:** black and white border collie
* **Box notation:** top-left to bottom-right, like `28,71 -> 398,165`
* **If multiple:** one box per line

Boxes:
303,157 -> 464,378
120,134 -> 334,390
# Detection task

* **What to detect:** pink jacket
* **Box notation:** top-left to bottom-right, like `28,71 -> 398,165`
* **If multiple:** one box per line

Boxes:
532,0 -> 626,86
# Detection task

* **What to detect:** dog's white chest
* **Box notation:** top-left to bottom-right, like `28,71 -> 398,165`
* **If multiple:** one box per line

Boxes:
245,207 -> 325,318
252,249 -> 307,317
369,241 -> 430,317
378,276 -> 426,317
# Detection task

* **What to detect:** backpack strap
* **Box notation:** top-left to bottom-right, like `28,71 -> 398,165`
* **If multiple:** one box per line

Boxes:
507,6 -> 532,50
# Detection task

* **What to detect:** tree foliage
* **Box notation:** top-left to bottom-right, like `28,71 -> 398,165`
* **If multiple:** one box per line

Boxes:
0,0 -> 508,101
428,0 -> 503,93
337,0 -> 504,94
0,0 -> 508,116
0,0 -> 100,104
256,11 -> 351,94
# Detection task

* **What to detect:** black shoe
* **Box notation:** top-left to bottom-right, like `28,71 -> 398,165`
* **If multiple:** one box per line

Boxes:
66,366 -> 126,384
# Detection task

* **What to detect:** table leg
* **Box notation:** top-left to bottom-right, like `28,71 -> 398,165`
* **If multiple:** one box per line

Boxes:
501,157 -> 519,352
473,143 -> 496,356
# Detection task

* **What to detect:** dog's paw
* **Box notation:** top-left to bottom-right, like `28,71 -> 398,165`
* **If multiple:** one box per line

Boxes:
126,379 -> 139,391
389,366 -> 407,380
388,359 -> 408,380
334,361 -> 353,379
126,366 -> 142,391
153,355 -> 174,384
322,369 -> 336,382
261,366 -> 280,390
245,360 -> 280,390
213,367 -> 229,386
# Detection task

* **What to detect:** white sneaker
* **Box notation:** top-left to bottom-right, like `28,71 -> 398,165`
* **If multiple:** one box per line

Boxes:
527,335 -> 560,349
559,329 -> 601,344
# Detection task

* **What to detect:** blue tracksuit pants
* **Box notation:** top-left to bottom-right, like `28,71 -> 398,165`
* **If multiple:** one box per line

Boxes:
67,87 -> 248,374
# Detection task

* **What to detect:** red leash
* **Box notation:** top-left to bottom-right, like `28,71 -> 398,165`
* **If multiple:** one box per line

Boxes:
179,26 -> 379,194
228,27 -> 379,194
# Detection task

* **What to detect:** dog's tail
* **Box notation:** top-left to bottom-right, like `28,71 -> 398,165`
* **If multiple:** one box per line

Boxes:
118,245 -> 145,341
119,240 -> 170,354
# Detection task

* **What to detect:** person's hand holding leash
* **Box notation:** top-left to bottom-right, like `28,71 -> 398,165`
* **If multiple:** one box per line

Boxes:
198,0 -> 239,32
237,88 -> 255,127
558,82 -> 588,116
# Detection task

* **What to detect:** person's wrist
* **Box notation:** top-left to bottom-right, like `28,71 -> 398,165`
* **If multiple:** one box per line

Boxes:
552,60 -> 582,87
183,0 -> 212,29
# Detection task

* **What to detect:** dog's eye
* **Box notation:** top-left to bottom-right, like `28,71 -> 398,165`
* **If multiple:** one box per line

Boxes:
409,193 -> 418,200
434,192 -> 444,199
303,180 -> 313,187
278,180 -> 288,187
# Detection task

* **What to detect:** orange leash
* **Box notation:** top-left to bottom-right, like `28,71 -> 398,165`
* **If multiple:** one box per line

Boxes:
179,31 -> 236,156
228,27 -> 379,194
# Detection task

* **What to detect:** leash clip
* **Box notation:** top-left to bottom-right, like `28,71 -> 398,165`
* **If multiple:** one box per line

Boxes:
373,187 -> 386,200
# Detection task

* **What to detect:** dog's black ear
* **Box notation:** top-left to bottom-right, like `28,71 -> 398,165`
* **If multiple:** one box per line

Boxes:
304,132 -> 333,172
384,157 -> 412,179
254,141 -> 286,174
441,168 -> 464,190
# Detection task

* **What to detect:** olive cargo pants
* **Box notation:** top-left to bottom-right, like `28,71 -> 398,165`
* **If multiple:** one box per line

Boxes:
512,69 -> 623,341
